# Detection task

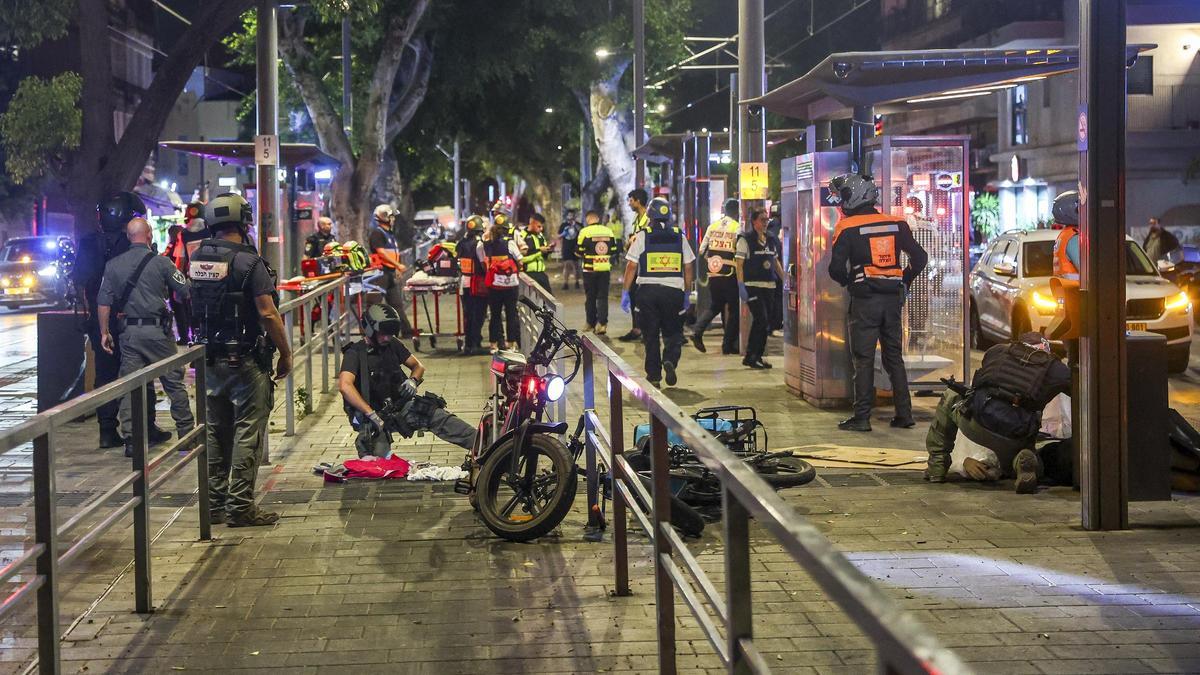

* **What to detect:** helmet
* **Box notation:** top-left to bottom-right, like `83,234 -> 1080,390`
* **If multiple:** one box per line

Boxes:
490,200 -> 509,216
205,192 -> 253,232
373,204 -> 396,223
828,173 -> 880,211
184,201 -> 204,223
723,198 -> 739,218
97,191 -> 147,233
1052,190 -> 1079,226
362,302 -> 403,339
465,215 -> 485,232
343,240 -> 369,271
322,241 -> 344,256
647,197 -> 672,223
494,213 -> 510,227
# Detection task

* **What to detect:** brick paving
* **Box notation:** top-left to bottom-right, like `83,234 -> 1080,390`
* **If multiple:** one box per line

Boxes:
2,277 -> 1200,673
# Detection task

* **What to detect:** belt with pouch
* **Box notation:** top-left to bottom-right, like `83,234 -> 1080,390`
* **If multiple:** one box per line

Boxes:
122,317 -> 168,326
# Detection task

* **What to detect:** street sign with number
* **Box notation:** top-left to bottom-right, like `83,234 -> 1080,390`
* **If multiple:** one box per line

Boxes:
740,162 -> 769,200
254,134 -> 278,166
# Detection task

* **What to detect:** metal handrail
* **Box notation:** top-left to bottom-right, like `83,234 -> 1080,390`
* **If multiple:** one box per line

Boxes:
577,335 -> 973,674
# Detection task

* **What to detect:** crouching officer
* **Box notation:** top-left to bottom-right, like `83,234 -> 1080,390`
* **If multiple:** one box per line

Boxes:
457,215 -> 489,355
190,193 -> 293,527
622,197 -> 695,387
97,217 -> 195,457
827,173 -> 928,432
338,303 -> 477,457
925,332 -> 1072,492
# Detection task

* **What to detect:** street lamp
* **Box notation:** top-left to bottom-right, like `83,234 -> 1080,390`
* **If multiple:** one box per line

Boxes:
595,47 -> 611,60
544,107 -> 554,113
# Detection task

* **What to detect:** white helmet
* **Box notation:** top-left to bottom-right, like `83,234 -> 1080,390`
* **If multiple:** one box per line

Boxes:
1052,191 -> 1079,226
373,204 -> 396,222
828,173 -> 880,211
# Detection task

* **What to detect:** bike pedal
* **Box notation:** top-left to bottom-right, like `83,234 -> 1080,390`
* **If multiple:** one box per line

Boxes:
453,479 -> 472,496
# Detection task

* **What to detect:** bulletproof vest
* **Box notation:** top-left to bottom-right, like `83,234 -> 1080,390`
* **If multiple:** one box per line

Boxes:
704,218 -> 739,277
457,234 -> 479,277
578,224 -> 613,272
739,232 -> 777,283
638,224 -> 684,280
973,342 -> 1058,411
188,239 -> 271,348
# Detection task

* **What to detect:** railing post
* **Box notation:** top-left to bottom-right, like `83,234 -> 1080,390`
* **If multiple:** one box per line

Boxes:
333,286 -> 344,372
194,352 -> 212,541
32,429 -> 60,672
650,416 -> 675,673
582,349 -> 602,537
609,371 -> 630,596
303,300 -> 313,415
321,293 -> 331,394
130,383 -> 153,614
284,307 -> 295,437
724,485 -> 753,675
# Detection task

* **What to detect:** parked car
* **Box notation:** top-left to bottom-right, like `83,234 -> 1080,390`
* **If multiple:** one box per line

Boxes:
969,229 -> 1193,373
1158,245 -> 1200,326
0,236 -> 75,311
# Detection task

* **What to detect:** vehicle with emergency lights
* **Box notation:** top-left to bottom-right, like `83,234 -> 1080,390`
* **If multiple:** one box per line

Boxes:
969,228 -> 1192,373
0,236 -> 75,311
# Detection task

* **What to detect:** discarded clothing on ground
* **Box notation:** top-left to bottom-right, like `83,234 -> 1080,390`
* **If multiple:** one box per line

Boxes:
406,462 -> 468,482
314,457 -> 466,483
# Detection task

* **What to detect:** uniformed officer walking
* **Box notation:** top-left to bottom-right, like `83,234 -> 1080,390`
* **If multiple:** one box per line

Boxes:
577,210 -> 614,334
691,198 -> 742,354
456,215 -> 489,355
827,173 -> 928,432
519,213 -> 554,293
621,197 -> 695,387
97,218 -> 195,457
190,193 -> 293,527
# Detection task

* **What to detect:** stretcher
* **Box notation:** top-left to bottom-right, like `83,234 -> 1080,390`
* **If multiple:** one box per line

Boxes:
404,271 -> 463,351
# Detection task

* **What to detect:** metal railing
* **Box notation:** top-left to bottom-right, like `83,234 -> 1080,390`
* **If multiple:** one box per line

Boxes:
277,275 -> 356,440
0,345 -> 211,674
576,335 -> 972,674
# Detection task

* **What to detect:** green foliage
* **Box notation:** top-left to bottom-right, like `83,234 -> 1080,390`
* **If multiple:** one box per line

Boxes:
971,192 -> 1001,240
0,73 -> 81,184
0,0 -> 73,49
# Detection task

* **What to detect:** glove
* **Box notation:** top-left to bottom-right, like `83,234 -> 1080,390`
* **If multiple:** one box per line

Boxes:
400,377 -> 419,399
738,283 -> 749,302
367,411 -> 386,431
620,290 -> 632,314
682,292 -> 692,312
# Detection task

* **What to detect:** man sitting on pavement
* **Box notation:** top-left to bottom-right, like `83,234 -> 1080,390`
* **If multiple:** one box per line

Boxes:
339,303 -> 477,459
925,331 -> 1071,493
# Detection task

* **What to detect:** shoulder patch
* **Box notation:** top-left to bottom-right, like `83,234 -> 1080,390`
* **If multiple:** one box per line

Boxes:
171,269 -> 187,285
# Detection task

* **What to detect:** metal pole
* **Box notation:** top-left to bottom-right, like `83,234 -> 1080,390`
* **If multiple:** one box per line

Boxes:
649,416 -> 675,672
724,486 -> 753,674
850,104 -> 874,175
130,384 -> 153,614
1078,0 -> 1128,530
583,349 -> 602,537
256,0 -> 283,275
609,372 -> 630,596
195,354 -> 211,541
633,0 -> 646,188
304,301 -> 313,415
32,430 -> 60,671
285,308 -> 295,437
815,120 -> 833,151
341,15 -> 352,135
738,0 -> 767,175
452,140 -> 462,222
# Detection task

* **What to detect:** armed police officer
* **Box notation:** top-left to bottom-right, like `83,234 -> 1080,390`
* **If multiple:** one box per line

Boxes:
457,215 -> 489,355
520,213 -> 554,293
74,192 -> 169,449
827,173 -> 928,432
304,216 -> 335,260
622,197 -> 695,387
339,303 -> 477,457
577,210 -> 614,334
691,198 -> 741,355
190,193 -> 292,527
97,217 -> 194,457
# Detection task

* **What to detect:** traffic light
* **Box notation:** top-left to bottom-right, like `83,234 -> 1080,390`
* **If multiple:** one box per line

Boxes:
873,114 -> 884,137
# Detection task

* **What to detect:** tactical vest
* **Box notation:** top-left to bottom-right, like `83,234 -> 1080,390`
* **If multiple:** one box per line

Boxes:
522,231 -> 548,272
704,217 -> 739,277
739,232 -> 777,284
577,224 -> 614,273
458,234 -> 479,277
638,224 -> 684,280
188,239 -> 272,349
973,342 -> 1058,411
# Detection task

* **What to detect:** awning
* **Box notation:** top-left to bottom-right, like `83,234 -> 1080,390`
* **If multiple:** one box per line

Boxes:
632,128 -> 805,163
158,141 -> 342,169
745,45 -> 1152,121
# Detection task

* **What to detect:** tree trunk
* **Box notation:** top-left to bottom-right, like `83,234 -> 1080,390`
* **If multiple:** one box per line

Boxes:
581,162 -> 610,216
589,62 -> 637,228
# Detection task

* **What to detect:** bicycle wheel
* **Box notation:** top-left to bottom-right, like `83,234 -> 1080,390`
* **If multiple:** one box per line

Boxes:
475,433 -> 578,542
755,455 -> 817,489
634,474 -> 705,537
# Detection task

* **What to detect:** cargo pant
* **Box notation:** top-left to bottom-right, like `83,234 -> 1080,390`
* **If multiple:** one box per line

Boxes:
848,292 -> 912,420
354,407 -> 478,458
117,324 -> 194,440
206,358 -> 273,519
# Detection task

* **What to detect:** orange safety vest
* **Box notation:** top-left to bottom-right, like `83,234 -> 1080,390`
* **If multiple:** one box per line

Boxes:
832,213 -> 905,280
1052,226 -> 1079,282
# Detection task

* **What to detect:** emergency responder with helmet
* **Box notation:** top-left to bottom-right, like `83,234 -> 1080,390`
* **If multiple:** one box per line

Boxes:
1048,191 -> 1082,340
74,191 -> 168,449
520,213 -> 554,293
622,197 -> 695,387
491,203 -> 517,242
369,204 -> 415,338
577,210 -> 614,333
190,193 -> 293,527
827,173 -> 928,432
691,198 -> 742,354
457,215 -> 489,355
338,303 -> 477,458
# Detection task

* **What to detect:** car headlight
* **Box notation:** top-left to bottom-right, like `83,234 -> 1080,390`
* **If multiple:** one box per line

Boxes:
1166,291 -> 1191,313
0,278 -> 9,288
20,275 -> 34,288
37,264 -> 57,278
1031,289 -> 1058,315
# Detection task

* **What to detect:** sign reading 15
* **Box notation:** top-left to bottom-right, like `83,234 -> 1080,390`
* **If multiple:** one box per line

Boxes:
740,162 -> 769,200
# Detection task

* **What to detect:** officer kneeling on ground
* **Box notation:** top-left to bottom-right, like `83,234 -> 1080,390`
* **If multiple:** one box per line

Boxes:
924,332 -> 1072,493
339,303 -> 477,458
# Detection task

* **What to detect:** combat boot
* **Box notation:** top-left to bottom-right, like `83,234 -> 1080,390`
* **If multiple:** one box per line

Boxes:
99,427 -> 124,449
228,509 -> 280,528
838,416 -> 872,432
1013,449 -> 1042,494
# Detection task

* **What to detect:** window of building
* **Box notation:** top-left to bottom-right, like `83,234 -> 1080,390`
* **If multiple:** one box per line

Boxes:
925,0 -> 950,20
1010,85 -> 1028,146
1128,55 -> 1154,96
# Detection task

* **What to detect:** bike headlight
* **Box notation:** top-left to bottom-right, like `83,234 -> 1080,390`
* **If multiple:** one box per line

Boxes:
543,374 -> 565,402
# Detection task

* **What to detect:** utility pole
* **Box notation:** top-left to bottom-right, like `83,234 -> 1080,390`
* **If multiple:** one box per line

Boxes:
1077,0 -> 1128,530
342,16 -> 352,135
633,0 -> 646,189
255,0 -> 282,276
737,0 -> 767,356
452,139 -> 461,222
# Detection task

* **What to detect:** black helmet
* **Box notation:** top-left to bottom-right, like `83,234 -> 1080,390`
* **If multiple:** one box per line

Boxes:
723,198 -> 739,218
205,193 -> 253,233
647,197 -> 672,223
362,302 -> 403,339
97,191 -> 147,233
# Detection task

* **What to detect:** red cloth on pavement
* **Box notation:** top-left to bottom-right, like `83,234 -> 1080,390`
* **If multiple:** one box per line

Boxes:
337,456 -> 411,480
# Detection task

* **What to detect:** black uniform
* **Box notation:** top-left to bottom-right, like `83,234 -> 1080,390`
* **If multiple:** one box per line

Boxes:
737,232 -> 780,365
828,209 -> 928,421
304,231 -> 335,259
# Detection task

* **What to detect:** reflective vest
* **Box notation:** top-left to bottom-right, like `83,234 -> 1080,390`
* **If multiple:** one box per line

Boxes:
832,213 -> 906,283
703,217 -> 740,277
633,211 -> 651,235
577,224 -> 614,272
738,232 -> 777,284
638,224 -> 685,280
1053,226 -> 1079,281
188,239 -> 271,348
521,231 -> 548,273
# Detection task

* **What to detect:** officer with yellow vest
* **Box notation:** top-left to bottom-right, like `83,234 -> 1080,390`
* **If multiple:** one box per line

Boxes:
691,198 -> 742,354
827,173 -> 928,432
520,213 -> 553,293
618,189 -> 653,343
577,210 -> 614,333
622,197 -> 695,387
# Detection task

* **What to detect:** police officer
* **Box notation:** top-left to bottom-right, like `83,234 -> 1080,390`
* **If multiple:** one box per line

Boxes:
691,198 -> 741,354
304,216 -> 335,259
827,173 -> 928,432
457,215 -> 489,355
190,193 -> 293,527
368,204 -> 415,337
74,192 -> 168,449
736,207 -> 786,369
617,189 -> 652,343
338,303 -> 477,458
97,217 -> 195,457
577,210 -> 614,334
621,197 -> 695,387
520,213 -> 554,293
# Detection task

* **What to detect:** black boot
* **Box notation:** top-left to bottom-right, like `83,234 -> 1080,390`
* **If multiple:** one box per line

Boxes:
837,417 -> 872,432
99,427 -> 124,449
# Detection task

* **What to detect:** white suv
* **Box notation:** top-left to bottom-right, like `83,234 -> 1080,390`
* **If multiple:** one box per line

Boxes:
969,228 -> 1193,373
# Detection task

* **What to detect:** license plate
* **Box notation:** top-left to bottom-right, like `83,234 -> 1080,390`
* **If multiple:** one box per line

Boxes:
1127,322 -> 1147,332
4,287 -> 29,296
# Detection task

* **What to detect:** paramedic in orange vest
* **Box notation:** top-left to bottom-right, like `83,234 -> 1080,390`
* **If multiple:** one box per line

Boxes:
827,173 -> 929,433
1051,190 -> 1081,284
